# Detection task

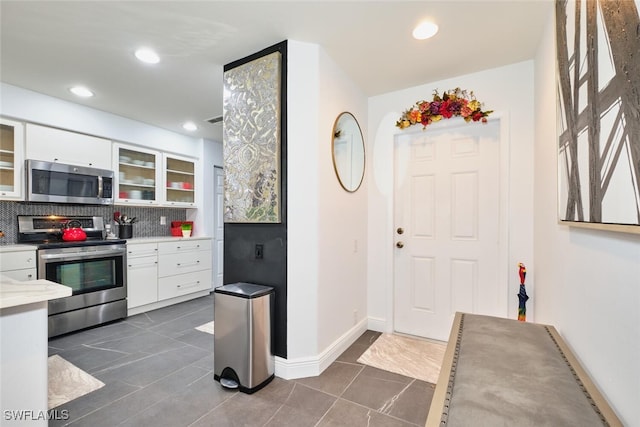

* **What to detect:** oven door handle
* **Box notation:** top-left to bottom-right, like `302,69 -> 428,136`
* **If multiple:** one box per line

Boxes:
39,248 -> 125,261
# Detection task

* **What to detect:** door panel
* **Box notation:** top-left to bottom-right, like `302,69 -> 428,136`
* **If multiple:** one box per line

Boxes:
394,121 -> 502,341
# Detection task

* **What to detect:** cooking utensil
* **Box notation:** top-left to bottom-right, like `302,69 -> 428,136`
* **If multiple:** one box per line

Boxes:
62,220 -> 87,241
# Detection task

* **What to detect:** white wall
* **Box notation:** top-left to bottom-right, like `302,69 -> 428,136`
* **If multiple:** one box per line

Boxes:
317,48 -> 368,352
286,40 -> 368,367
367,62 -> 536,333
533,12 -> 640,426
287,41 -> 321,360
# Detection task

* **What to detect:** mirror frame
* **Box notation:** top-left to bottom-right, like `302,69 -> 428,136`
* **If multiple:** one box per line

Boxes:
331,112 -> 365,193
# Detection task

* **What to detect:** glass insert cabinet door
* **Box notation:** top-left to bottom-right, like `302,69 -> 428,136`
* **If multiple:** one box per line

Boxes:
0,118 -> 24,199
164,154 -> 196,206
114,144 -> 160,205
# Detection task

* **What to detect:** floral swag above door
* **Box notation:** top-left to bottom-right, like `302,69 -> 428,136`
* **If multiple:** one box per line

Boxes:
395,87 -> 493,129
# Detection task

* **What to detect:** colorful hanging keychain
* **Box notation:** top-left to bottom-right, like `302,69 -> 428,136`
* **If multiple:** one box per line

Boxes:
518,263 -> 529,321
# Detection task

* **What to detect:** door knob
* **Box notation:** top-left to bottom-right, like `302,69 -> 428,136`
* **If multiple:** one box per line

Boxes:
396,227 -> 404,235
396,241 -> 404,248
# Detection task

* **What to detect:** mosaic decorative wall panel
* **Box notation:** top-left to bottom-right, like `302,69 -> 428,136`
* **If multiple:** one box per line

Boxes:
223,51 -> 281,223
556,0 -> 640,233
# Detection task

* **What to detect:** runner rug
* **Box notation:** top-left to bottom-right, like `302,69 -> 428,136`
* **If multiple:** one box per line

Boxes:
357,333 -> 446,384
48,355 -> 105,409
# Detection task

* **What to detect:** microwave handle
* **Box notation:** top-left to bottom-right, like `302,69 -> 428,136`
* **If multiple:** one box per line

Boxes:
98,176 -> 103,198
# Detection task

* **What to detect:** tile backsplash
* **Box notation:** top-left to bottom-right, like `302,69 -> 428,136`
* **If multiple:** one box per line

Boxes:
0,201 -> 186,245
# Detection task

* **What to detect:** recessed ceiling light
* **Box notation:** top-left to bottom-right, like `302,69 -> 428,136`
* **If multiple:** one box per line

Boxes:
413,21 -> 439,40
69,86 -> 94,98
135,48 -> 160,64
182,121 -> 198,132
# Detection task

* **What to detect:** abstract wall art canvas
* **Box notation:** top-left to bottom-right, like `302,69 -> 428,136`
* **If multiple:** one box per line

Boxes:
223,51 -> 282,223
556,0 -> 640,234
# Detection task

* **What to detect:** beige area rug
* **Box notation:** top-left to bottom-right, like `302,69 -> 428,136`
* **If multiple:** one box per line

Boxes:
48,355 -> 105,409
357,333 -> 446,384
195,321 -> 214,335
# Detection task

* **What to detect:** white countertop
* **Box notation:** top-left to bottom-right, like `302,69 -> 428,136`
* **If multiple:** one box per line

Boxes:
0,279 -> 71,309
0,244 -> 38,253
126,236 -> 212,244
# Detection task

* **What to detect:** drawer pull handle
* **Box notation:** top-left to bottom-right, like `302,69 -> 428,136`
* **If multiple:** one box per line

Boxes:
177,280 -> 200,289
176,260 -> 200,268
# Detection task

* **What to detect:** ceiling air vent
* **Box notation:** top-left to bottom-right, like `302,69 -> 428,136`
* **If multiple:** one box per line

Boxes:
207,116 -> 223,124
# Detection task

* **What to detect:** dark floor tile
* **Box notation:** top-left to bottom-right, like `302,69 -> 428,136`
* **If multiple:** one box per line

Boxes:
245,376 -> 296,405
174,328 -> 215,352
335,331 -> 382,364
148,308 -> 214,338
383,379 -> 434,426
192,353 -> 215,371
118,371 -> 230,427
67,364 -> 211,427
189,390 -> 282,427
53,342 -> 134,374
48,328 -> 102,352
131,296 -> 213,329
296,361 -> 363,396
282,383 -> 336,418
265,403 -> 325,427
341,366 -> 413,412
92,345 -> 208,387
49,380 -> 140,426
317,398 -> 414,427
353,330 -> 382,347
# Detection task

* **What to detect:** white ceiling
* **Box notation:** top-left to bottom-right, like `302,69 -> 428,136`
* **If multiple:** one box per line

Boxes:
0,1 -> 553,142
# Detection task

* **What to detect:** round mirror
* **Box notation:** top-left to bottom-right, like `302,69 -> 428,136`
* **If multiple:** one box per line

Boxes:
332,112 -> 365,192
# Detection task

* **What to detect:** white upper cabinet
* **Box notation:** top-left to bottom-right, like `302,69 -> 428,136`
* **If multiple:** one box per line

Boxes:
0,118 -> 25,200
163,154 -> 197,207
113,143 -> 162,206
113,144 -> 198,208
25,123 -> 112,170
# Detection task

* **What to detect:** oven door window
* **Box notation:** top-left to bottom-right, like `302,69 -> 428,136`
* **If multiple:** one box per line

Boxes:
45,256 -> 123,295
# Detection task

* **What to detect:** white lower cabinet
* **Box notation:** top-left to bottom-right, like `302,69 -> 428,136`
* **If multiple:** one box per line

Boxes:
0,248 -> 37,282
126,238 -> 212,315
158,270 -> 210,300
126,242 -> 158,309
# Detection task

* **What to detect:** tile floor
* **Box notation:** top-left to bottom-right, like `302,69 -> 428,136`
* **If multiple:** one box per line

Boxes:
48,294 -> 435,426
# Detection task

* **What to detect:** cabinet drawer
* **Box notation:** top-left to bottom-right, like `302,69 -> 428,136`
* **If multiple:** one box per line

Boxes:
0,251 -> 37,272
158,250 -> 211,277
0,268 -> 37,282
158,239 -> 211,255
128,255 -> 158,269
158,270 -> 210,300
127,243 -> 158,259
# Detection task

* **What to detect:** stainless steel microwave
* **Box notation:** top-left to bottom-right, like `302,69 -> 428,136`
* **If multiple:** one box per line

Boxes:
26,159 -> 114,205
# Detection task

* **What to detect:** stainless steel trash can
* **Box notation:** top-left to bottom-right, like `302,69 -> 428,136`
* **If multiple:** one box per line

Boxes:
214,282 -> 275,394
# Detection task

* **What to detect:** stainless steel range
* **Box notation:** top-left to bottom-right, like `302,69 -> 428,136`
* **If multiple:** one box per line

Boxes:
17,215 -> 127,337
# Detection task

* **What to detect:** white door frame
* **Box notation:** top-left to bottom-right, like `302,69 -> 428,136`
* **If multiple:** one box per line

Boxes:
386,113 -> 511,335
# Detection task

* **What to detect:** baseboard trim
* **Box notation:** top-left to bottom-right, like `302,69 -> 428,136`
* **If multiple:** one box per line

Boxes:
367,316 -> 387,333
275,318 -> 368,380
127,290 -> 210,317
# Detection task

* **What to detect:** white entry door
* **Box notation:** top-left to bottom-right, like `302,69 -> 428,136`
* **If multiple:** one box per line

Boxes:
394,120 -> 503,341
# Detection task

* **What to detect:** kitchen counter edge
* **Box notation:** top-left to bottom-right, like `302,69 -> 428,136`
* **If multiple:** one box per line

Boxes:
0,279 -> 71,309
